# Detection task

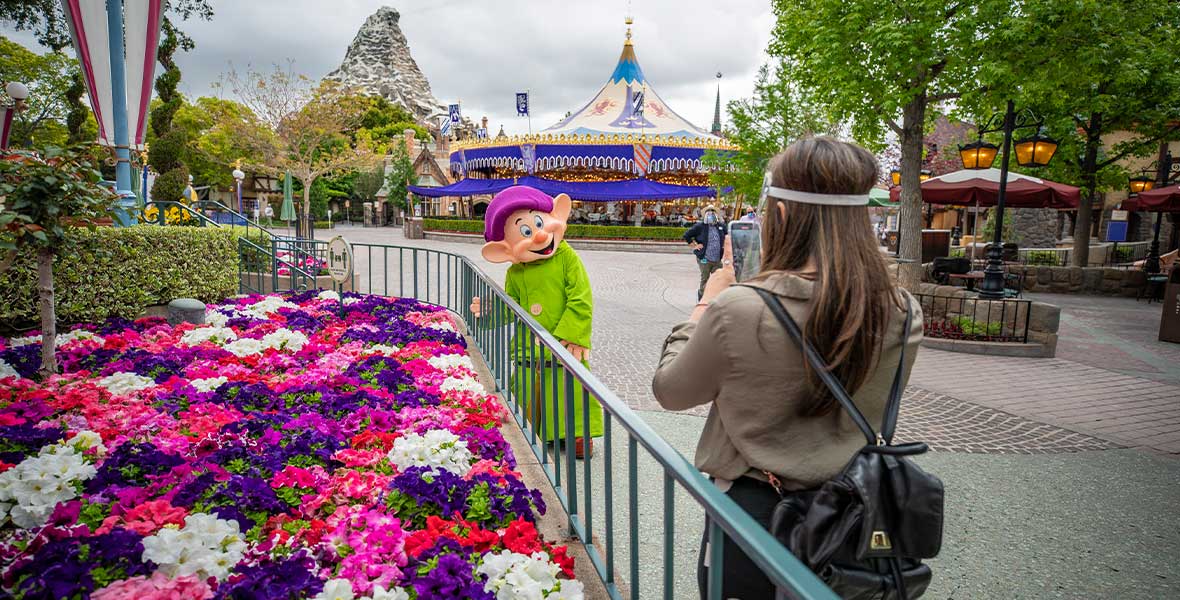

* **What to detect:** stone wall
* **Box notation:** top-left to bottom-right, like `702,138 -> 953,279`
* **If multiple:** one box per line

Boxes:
915,282 -> 1060,357
1009,265 -> 1147,296
1010,207 -> 1061,248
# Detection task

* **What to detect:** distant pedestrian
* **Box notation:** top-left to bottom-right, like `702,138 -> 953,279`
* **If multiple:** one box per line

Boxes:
740,208 -> 758,222
683,206 -> 727,300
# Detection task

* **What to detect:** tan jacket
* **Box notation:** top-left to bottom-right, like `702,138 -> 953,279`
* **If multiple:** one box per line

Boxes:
652,272 -> 923,490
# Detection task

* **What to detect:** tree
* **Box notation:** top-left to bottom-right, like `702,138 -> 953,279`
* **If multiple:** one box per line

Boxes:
770,0 -> 990,287
0,36 -> 83,148
352,164 -> 386,204
170,96 -> 258,188
974,0 -> 1180,266
383,139 -> 415,215
0,146 -> 114,376
219,66 -> 379,238
702,63 -> 834,207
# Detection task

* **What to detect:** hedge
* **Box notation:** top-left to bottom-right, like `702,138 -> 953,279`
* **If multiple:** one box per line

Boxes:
422,219 -> 688,241
0,226 -> 239,332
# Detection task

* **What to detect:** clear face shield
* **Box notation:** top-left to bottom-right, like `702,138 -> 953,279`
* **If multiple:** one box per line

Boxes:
756,170 -> 774,217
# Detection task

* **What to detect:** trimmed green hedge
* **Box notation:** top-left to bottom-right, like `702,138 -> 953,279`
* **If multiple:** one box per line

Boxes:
422,219 -> 688,241
0,226 -> 239,331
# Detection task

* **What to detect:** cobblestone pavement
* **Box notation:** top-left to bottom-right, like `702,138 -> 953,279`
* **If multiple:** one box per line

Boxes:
329,225 -> 1179,455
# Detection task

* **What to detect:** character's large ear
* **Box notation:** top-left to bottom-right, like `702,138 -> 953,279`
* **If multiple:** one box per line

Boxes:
551,193 -> 572,223
481,241 -> 516,264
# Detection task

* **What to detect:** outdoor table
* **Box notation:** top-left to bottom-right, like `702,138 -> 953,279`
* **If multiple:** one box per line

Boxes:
948,271 -> 986,291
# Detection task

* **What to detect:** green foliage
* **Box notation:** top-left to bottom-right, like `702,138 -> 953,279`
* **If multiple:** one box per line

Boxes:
0,35 -> 80,148
952,316 -> 1002,337
385,140 -> 414,211
170,96 -> 259,188
704,63 -> 834,203
149,20 -> 185,137
356,96 -> 430,150
151,166 -> 191,203
422,219 -> 688,241
0,145 -> 114,251
148,129 -> 187,173
0,226 -> 238,330
980,209 -> 1019,244
1024,250 -> 1063,266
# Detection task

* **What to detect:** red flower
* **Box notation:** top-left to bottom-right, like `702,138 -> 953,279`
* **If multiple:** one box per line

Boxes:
547,544 -> 575,578
404,530 -> 439,558
501,518 -> 541,555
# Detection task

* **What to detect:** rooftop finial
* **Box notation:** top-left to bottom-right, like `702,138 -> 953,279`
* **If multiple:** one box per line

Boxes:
625,15 -> 633,45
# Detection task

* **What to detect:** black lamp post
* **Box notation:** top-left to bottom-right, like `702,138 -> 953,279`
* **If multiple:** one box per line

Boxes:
959,100 -> 1058,299
1135,150 -> 1174,274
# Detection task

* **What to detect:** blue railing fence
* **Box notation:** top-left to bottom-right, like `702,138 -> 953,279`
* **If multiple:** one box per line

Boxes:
245,241 -> 838,600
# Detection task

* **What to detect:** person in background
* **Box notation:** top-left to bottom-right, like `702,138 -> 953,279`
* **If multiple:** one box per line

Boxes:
653,137 -> 923,599
740,207 -> 758,222
682,205 -> 727,300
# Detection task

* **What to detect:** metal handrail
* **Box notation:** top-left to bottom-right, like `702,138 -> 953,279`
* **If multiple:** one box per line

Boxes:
298,243 -> 838,600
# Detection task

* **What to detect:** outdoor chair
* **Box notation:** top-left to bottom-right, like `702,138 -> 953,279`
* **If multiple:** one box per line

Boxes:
1003,267 -> 1025,298
1139,265 -> 1170,304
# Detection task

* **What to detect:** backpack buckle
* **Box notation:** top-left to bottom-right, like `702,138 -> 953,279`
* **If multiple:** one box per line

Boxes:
876,433 -> 885,446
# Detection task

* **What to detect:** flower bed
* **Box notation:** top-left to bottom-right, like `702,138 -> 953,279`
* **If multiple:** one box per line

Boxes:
0,291 -> 582,600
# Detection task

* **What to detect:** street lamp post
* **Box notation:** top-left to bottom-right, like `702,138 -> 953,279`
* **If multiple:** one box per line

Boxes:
959,100 -> 1059,299
1,81 -> 29,150
232,166 -> 245,215
1136,150 -> 1173,274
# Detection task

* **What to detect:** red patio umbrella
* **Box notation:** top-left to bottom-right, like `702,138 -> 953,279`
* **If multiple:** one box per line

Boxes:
888,168 -> 1081,209
1124,183 -> 1180,212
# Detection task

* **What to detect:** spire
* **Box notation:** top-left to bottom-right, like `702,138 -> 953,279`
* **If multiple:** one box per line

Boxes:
711,74 -> 722,136
610,16 -> 646,84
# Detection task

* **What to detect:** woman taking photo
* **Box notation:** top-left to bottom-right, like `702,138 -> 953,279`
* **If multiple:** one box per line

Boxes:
652,137 -> 924,598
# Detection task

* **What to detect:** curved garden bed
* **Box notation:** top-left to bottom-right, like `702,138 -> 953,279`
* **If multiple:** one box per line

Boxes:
0,292 -> 583,599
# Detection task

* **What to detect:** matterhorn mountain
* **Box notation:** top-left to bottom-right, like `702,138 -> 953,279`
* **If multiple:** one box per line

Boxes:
325,7 -> 444,121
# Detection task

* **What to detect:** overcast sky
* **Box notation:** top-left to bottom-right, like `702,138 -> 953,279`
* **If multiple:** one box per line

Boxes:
2,0 -> 774,136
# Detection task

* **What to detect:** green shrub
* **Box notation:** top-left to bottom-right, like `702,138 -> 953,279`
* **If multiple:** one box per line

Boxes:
0,226 -> 238,331
422,219 -> 687,241
952,316 -> 1003,337
1024,250 -> 1062,266
151,166 -> 190,203
313,221 -> 333,229
148,130 -> 186,173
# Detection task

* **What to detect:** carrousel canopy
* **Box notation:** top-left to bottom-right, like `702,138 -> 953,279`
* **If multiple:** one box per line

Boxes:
446,21 -> 736,185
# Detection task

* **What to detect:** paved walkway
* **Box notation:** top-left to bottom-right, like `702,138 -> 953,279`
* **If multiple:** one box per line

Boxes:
322,224 -> 1180,597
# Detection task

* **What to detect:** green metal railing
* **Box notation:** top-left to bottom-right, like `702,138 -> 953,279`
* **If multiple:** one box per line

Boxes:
243,241 -> 837,600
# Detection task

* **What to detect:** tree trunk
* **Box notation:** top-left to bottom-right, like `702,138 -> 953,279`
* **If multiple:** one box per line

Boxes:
301,176 -> 314,241
1072,113 -> 1102,266
896,92 -> 928,290
36,247 -> 57,378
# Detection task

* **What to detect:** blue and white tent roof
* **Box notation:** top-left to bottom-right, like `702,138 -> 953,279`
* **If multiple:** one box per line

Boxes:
542,35 -> 719,141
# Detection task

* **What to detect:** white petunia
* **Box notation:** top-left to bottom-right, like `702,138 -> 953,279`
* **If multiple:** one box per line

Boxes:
7,329 -> 102,348
0,359 -> 19,381
7,335 -> 39,347
388,429 -> 475,476
190,377 -> 228,393
69,430 -> 105,453
0,443 -> 97,528
426,321 -> 457,332
317,290 -> 341,302
205,310 -> 232,328
313,578 -> 355,600
222,338 -> 265,357
477,550 -> 579,600
369,585 -> 410,600
343,297 -> 361,306
97,372 -> 157,396
260,328 -> 309,352
243,296 -> 298,319
141,513 -> 246,581
427,353 -> 475,372
440,375 -> 485,394
180,326 -> 238,346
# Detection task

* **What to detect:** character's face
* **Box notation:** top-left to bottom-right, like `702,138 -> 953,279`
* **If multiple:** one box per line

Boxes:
481,193 -> 571,264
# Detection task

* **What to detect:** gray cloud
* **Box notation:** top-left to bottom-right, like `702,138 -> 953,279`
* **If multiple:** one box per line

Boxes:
3,0 -> 773,135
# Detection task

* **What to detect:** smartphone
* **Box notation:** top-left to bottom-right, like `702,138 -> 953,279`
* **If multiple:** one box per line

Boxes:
728,221 -> 762,282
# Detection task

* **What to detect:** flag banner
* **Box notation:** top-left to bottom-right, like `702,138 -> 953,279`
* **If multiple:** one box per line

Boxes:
633,143 -> 653,177
439,115 -> 451,136
632,90 -> 645,117
521,143 -> 536,175
476,128 -> 488,139
449,104 -> 461,123
516,92 -> 529,116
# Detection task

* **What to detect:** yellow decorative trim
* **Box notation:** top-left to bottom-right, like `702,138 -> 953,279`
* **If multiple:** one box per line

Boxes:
449,133 -> 739,152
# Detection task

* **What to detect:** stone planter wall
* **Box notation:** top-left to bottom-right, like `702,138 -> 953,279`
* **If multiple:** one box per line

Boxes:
1008,266 -> 1146,297
915,282 -> 1061,357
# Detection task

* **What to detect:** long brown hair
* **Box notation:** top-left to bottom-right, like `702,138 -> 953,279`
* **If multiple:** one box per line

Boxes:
757,137 -> 900,416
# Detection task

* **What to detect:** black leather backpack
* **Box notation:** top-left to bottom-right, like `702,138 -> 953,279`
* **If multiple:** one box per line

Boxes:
752,288 -> 944,600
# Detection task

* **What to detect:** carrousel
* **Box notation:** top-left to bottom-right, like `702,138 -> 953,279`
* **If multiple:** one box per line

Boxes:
410,19 -> 737,226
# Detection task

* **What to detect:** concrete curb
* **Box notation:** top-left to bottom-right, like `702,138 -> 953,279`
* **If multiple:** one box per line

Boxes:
920,338 -> 1053,358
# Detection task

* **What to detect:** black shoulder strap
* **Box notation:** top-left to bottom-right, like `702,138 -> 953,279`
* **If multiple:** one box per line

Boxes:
749,287 -> 912,446
881,294 -> 914,444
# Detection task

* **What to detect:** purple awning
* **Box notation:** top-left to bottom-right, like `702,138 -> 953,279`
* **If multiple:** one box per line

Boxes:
408,176 -> 724,201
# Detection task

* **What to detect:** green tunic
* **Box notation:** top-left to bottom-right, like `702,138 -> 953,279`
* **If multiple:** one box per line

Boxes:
504,241 -> 603,441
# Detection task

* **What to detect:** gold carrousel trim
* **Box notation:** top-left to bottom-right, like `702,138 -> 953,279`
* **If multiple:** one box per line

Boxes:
450,133 -> 739,153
